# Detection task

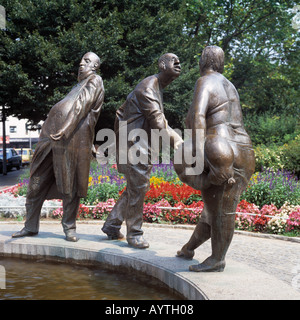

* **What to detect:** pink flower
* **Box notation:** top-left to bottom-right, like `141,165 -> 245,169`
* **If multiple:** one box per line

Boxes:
286,208 -> 300,232
260,204 -> 279,216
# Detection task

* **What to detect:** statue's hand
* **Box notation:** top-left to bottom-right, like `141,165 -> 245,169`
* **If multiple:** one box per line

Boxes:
91,145 -> 98,154
50,129 -> 65,141
174,137 -> 184,151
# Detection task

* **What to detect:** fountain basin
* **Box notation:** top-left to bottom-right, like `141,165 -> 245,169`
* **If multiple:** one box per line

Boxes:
0,221 -> 206,300
1,221 -> 299,300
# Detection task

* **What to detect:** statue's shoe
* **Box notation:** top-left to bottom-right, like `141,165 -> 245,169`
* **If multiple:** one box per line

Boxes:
102,225 -> 124,240
127,236 -> 149,249
65,230 -> 79,242
189,259 -> 225,272
176,244 -> 195,260
12,228 -> 38,238
107,231 -> 124,240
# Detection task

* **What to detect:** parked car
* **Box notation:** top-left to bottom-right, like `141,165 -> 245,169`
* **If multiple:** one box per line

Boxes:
0,148 -> 22,173
16,148 -> 33,166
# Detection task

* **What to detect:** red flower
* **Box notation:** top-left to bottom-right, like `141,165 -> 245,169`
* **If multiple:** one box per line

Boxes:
144,182 -> 201,204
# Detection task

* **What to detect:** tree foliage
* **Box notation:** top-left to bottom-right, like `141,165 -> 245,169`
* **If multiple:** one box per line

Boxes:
0,0 -> 299,134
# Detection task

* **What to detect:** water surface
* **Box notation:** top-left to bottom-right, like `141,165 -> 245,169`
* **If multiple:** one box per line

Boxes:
0,257 -> 182,300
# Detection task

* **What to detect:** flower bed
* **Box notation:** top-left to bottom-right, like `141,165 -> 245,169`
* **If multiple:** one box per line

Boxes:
235,200 -> 300,235
1,163 -> 300,237
240,168 -> 300,208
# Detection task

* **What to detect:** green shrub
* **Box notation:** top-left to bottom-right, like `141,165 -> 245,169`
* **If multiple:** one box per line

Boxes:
281,134 -> 300,178
254,144 -> 285,172
81,182 -> 120,205
241,181 -> 271,208
254,134 -> 300,177
244,113 -> 298,146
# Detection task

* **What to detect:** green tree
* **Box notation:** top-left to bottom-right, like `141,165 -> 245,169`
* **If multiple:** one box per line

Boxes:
0,0 -> 299,134
0,0 -> 185,129
182,0 -> 299,115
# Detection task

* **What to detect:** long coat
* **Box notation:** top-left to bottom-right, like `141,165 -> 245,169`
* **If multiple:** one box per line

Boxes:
30,73 -> 104,198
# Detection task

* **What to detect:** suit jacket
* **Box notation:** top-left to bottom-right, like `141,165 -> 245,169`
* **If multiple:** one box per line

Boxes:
31,73 -> 104,197
114,74 -> 171,173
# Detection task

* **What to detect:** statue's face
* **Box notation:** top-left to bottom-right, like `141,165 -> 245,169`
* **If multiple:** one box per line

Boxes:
162,54 -> 181,78
78,53 -> 99,79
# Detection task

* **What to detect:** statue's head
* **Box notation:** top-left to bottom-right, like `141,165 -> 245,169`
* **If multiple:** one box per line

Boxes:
199,46 -> 224,75
78,52 -> 101,81
158,53 -> 181,78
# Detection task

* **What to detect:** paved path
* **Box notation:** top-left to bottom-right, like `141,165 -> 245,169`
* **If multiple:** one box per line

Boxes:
0,220 -> 299,300
144,224 -> 300,292
0,167 -> 27,189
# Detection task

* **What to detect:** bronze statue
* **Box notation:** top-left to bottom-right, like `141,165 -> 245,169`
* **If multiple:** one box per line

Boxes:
175,46 -> 255,272
12,52 -> 104,242
102,53 -> 183,249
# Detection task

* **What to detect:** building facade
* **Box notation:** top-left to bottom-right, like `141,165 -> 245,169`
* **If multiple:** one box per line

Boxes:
0,116 -> 43,149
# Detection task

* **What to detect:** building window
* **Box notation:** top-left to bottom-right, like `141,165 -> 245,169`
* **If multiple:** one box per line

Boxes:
9,126 -> 17,133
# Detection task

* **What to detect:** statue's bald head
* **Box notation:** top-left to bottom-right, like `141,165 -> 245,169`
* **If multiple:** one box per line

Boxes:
78,52 -> 101,81
83,52 -> 101,71
199,46 -> 224,75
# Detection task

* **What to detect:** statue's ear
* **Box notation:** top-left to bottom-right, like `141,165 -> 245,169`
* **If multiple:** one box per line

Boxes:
159,61 -> 166,71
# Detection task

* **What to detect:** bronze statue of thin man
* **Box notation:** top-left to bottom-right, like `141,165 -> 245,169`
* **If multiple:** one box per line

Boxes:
102,53 -> 183,249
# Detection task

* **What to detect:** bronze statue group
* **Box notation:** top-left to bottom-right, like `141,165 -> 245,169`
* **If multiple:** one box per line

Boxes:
12,46 -> 255,272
